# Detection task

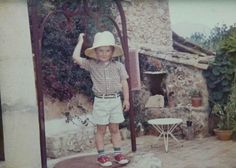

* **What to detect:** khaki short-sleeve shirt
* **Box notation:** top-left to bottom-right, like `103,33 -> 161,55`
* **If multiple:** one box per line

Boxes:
80,58 -> 129,95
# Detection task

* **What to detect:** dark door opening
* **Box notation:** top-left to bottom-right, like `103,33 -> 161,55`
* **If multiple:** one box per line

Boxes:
0,95 -> 5,161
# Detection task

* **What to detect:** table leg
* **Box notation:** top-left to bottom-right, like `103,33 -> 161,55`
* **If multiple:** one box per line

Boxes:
152,125 -> 164,142
168,124 -> 181,144
164,125 -> 169,152
151,123 -> 182,152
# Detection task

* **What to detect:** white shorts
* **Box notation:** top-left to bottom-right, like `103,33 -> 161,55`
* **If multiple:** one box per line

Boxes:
92,97 -> 125,125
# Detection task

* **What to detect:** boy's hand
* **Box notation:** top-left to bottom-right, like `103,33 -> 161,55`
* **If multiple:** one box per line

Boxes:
78,33 -> 85,43
123,100 -> 130,112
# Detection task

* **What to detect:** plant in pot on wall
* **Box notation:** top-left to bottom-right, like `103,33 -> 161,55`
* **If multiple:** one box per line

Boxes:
212,84 -> 236,140
189,89 -> 202,107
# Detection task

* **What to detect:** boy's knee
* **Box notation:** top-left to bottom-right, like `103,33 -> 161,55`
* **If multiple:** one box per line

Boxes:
97,126 -> 107,135
109,127 -> 119,134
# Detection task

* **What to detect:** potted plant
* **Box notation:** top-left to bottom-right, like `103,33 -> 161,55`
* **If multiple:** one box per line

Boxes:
212,84 -> 236,140
212,103 -> 232,140
189,89 -> 202,107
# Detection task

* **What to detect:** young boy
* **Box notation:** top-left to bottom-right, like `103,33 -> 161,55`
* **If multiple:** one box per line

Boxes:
72,31 -> 130,167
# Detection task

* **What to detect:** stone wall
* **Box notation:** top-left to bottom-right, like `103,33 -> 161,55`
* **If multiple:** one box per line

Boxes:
46,119 -> 95,158
139,54 -> 209,108
44,94 -> 93,120
44,94 -> 95,158
113,0 -> 173,52
133,54 -> 209,138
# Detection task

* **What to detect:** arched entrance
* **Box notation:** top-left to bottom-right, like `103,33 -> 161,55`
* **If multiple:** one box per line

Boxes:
28,1 -> 137,167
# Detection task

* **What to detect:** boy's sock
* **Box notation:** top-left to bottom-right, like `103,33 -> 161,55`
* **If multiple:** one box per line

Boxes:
113,147 -> 122,156
98,149 -> 105,157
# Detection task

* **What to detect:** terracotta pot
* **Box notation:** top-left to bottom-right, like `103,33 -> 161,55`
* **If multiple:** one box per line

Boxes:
214,128 -> 232,140
191,97 -> 202,107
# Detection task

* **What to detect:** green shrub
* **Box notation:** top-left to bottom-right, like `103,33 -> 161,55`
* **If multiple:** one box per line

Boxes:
204,53 -> 234,105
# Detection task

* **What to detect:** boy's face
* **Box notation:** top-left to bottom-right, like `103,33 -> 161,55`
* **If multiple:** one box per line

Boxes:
95,46 -> 114,62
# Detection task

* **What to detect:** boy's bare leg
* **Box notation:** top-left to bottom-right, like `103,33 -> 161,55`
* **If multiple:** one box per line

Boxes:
96,125 -> 113,166
109,123 -> 129,164
96,125 -> 107,150
109,123 -> 121,147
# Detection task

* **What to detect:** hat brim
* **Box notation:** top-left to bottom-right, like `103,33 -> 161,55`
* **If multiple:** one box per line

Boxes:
84,45 -> 124,59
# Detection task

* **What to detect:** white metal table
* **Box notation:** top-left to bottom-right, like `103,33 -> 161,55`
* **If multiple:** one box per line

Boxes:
148,118 -> 183,152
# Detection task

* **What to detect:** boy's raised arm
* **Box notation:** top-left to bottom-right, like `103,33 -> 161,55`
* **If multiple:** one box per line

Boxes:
72,33 -> 84,65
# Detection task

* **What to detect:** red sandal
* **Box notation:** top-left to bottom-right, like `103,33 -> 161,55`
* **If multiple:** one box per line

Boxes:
114,153 -> 129,165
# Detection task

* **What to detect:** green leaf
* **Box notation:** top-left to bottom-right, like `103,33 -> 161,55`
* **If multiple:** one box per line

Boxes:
208,82 -> 216,89
213,92 -> 223,100
209,75 -> 217,81
219,67 -> 227,74
203,71 -> 210,77
221,80 -> 229,86
222,87 -> 231,92
212,67 -> 221,76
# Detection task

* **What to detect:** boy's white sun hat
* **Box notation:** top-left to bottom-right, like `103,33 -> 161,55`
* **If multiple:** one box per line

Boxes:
84,31 -> 124,59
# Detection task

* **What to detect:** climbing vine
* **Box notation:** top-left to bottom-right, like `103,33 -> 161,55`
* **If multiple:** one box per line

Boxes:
204,53 -> 234,105
203,26 -> 236,106
39,0 -> 113,101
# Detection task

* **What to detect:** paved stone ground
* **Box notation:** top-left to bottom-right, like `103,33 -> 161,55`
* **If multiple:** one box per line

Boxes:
49,136 -> 236,168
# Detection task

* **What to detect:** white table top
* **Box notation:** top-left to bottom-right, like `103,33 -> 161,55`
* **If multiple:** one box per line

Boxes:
148,118 -> 183,125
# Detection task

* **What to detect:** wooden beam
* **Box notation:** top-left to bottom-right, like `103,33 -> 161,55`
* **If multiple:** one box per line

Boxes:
173,41 -> 207,57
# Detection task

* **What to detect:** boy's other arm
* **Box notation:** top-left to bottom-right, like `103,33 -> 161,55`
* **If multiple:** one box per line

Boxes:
121,79 -> 130,112
72,33 -> 84,65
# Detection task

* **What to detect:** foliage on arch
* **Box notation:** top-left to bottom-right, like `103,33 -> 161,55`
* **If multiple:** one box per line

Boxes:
39,0 -> 113,101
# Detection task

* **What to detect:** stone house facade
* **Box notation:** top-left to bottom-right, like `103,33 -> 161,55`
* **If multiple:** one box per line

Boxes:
113,0 -> 214,138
